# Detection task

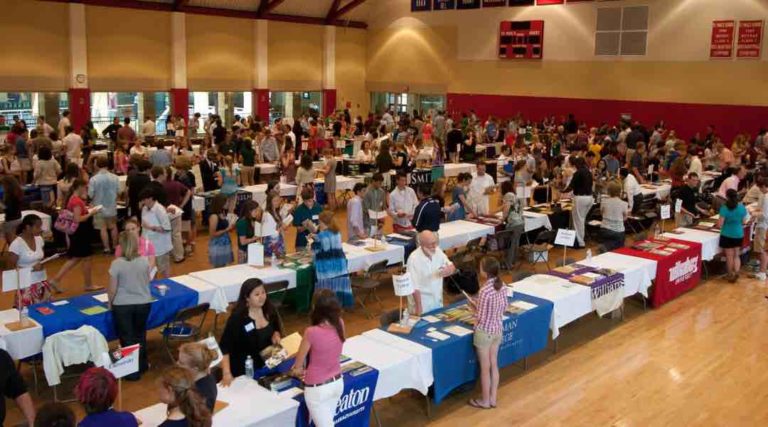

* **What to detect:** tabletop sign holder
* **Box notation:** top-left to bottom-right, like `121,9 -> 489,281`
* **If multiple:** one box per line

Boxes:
247,242 -> 266,268
366,211 -> 388,252
660,204 -> 672,233
2,268 -> 35,331
554,229 -> 577,268
101,344 -> 140,410
388,273 -> 418,334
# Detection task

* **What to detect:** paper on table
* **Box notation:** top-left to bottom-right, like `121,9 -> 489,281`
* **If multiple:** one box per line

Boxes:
2,268 -> 32,292
51,300 -> 69,306
582,272 -> 602,279
421,315 -> 440,323
81,306 -> 109,315
388,233 -> 412,241
93,294 -> 109,304
426,331 -> 451,341
443,325 -> 473,337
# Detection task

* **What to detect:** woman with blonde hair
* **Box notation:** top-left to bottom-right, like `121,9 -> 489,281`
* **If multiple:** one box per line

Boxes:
156,366 -> 212,427
108,231 -> 153,380
311,210 -> 353,307
599,180 -> 629,251
178,343 -> 219,411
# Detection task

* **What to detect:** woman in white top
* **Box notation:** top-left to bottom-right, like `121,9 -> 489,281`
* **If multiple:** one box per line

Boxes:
129,139 -> 147,158
8,214 -> 51,307
599,180 -> 629,251
356,140 -> 374,163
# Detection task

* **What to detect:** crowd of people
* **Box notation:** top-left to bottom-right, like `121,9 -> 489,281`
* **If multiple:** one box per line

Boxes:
2,104 -> 768,425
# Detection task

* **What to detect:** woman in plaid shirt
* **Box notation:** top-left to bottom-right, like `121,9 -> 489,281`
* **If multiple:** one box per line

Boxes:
469,257 -> 507,410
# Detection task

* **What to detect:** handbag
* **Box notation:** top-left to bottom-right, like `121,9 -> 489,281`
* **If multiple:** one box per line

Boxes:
54,209 -> 78,235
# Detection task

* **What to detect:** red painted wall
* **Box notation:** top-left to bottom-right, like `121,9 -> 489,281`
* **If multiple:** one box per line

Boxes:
446,93 -> 768,144
67,88 -> 91,131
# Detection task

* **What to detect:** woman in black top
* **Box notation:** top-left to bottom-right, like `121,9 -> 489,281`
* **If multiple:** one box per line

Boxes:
1,175 -> 24,246
219,278 -> 282,386
178,342 -> 219,411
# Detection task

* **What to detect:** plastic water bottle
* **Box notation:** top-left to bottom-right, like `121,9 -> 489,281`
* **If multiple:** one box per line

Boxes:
271,252 -> 277,266
586,249 -> 592,262
20,306 -> 29,326
401,308 -> 409,326
244,355 -> 254,379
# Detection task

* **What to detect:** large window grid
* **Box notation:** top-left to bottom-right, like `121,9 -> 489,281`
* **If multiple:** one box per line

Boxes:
595,6 -> 649,56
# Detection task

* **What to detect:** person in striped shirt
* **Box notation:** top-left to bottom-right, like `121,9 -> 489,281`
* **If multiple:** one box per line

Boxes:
468,256 -> 507,410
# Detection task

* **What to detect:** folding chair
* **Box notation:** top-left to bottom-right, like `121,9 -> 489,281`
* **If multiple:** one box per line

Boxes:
526,230 -> 556,271
352,260 -> 390,318
162,303 -> 210,362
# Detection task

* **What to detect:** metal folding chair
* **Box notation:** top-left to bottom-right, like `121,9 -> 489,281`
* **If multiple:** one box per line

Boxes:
352,260 -> 390,318
162,303 -> 210,362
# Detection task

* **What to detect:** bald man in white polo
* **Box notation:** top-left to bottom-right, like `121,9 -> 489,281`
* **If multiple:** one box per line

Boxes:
407,230 -> 456,315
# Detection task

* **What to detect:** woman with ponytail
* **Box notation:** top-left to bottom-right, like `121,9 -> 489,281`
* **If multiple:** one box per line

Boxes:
157,366 -> 212,427
178,343 -> 219,411
468,256 -> 508,410
717,188 -> 749,282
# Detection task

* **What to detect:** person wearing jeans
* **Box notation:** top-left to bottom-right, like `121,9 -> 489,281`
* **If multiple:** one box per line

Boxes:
292,290 -> 345,427
108,231 -> 153,380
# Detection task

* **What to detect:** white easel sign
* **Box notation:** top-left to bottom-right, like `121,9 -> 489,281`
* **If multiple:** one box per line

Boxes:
674,199 -> 683,214
101,344 -> 140,379
660,204 -> 671,220
248,243 -> 265,267
554,229 -> 577,247
392,273 -> 414,297
2,268 -> 32,293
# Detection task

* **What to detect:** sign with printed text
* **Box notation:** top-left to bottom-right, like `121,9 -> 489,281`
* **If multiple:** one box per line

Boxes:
392,273 -> 415,297
555,229 -> 577,247
737,20 -> 763,58
499,20 -> 545,59
675,199 -> 683,213
710,20 -> 735,58
101,344 -> 140,379
660,204 -> 671,220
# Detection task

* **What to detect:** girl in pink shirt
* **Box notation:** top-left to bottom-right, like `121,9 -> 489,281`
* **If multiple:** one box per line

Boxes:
291,290 -> 345,427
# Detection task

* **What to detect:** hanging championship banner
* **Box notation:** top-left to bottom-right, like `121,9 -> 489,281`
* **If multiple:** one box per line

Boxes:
710,20 -> 735,59
736,20 -> 763,59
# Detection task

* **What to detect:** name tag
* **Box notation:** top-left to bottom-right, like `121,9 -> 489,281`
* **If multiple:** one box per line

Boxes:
244,322 -> 255,333
312,215 -> 319,221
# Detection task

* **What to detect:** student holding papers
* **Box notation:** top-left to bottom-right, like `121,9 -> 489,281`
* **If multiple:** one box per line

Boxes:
7,214 -> 51,307
235,200 -> 262,264
467,257 -> 508,410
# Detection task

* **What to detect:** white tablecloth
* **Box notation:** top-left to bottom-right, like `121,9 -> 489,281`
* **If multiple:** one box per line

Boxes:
134,377 -> 299,427
443,163 -> 476,178
0,309 -> 44,360
316,175 -> 364,193
361,328 -> 433,396
257,163 -> 279,175
0,210 -> 51,232
662,228 -> 720,261
190,264 -> 297,303
243,184 -> 298,207
343,239 -> 404,274
579,252 -> 656,298
343,334 -> 432,400
511,274 -> 592,339
438,220 -> 495,251
640,183 -> 671,200
523,211 -> 552,233
169,275 -> 229,313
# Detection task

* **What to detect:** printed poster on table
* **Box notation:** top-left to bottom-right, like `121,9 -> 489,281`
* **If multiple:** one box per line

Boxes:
710,20 -> 735,58
433,0 -> 455,10
482,0 -> 507,7
295,367 -> 379,427
457,0 -> 480,9
736,20 -> 764,59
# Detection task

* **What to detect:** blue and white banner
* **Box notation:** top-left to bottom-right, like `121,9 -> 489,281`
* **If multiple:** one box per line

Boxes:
295,366 -> 379,427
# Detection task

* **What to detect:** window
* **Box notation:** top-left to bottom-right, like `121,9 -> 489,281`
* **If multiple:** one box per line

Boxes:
595,6 -> 648,56
0,92 -> 69,131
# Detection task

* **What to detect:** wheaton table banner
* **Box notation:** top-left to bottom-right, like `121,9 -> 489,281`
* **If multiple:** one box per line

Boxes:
736,20 -> 764,58
710,20 -> 735,58
615,237 -> 702,308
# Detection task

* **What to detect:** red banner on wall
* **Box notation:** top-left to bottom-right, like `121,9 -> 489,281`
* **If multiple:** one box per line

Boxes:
710,20 -> 735,59
736,20 -> 764,58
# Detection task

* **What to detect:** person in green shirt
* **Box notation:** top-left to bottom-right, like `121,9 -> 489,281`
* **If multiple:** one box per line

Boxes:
293,187 -> 322,250
235,200 -> 262,264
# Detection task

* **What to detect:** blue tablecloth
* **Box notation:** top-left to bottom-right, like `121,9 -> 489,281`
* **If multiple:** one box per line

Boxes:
255,357 -> 378,427
28,278 -> 199,340
400,293 -> 553,404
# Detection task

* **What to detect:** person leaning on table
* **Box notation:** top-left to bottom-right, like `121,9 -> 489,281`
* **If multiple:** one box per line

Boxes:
406,230 -> 456,315
107,231 -> 153,381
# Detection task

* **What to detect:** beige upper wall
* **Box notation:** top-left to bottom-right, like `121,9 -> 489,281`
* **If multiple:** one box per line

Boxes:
335,28 -> 368,116
0,0 -> 69,90
186,14 -> 255,91
86,6 -> 171,91
366,0 -> 768,106
267,21 -> 323,91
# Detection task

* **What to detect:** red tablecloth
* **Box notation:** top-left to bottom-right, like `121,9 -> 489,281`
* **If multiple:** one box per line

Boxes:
614,237 -> 702,308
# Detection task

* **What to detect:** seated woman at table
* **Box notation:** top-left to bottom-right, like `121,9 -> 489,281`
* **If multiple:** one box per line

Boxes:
500,181 -> 525,268
7,214 -> 52,308
311,210 -> 353,307
448,172 -> 473,221
468,257 -> 507,410
263,193 -> 287,258
157,366 -> 212,427
108,231 -> 153,381
356,139 -> 374,164
718,188 -> 749,283
207,194 -> 234,268
600,180 -> 629,251
235,200 -> 262,264
220,278 -> 282,386
178,343 -> 218,412
115,218 -> 156,268
291,289 -> 345,427
75,367 -> 139,427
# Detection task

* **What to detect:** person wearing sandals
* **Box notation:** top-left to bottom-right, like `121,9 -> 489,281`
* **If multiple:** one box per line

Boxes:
7,214 -> 52,308
718,188 -> 749,283
468,257 -> 507,410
